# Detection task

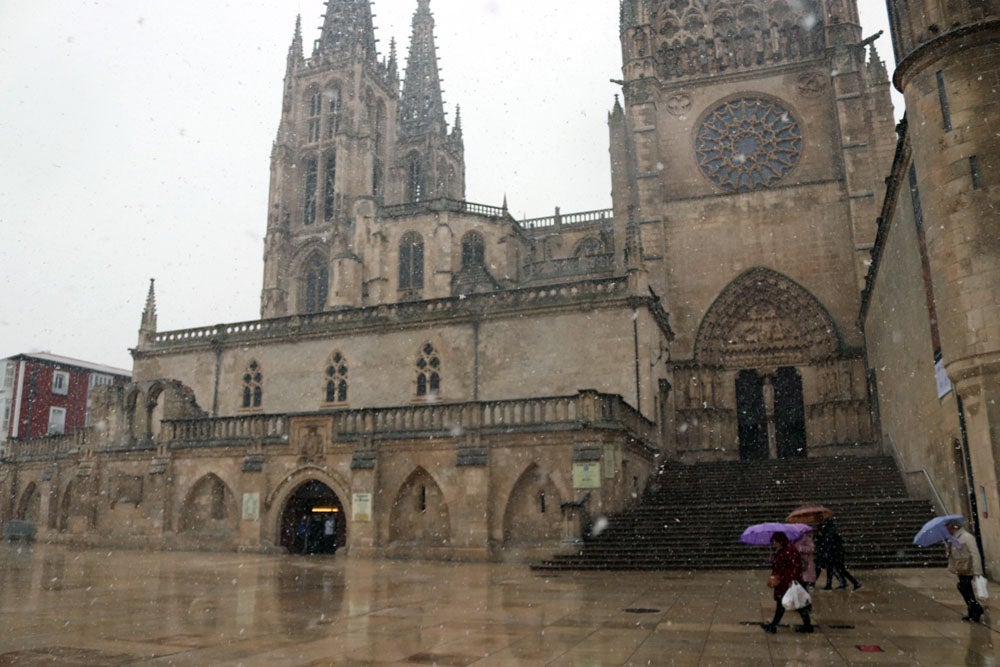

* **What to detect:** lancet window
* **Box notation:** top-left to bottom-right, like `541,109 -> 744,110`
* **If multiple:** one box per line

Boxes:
304,157 -> 318,225
399,232 -> 424,291
326,87 -> 342,139
415,343 -> 441,398
323,153 -> 336,221
304,256 -> 329,313
407,153 -> 426,203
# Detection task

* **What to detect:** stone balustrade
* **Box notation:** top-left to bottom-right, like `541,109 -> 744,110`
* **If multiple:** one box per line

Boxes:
523,253 -> 615,282
380,198 -> 509,219
165,414 -> 289,447
519,208 -> 614,231
146,277 -> 632,352
4,428 -> 91,461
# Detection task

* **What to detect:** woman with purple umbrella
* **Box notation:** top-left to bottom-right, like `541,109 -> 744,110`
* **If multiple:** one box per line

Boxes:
762,531 -> 814,634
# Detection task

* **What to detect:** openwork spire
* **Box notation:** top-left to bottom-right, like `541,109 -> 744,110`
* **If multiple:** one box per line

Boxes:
139,278 -> 157,345
318,0 -> 377,61
400,0 -> 447,138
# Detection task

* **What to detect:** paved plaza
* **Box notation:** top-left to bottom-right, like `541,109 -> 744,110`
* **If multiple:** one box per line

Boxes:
0,543 -> 995,666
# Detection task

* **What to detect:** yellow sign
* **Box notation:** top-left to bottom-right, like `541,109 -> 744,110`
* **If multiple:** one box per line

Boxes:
573,463 -> 601,489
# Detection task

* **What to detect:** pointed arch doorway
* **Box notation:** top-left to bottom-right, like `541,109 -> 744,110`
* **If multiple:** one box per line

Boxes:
279,480 -> 345,554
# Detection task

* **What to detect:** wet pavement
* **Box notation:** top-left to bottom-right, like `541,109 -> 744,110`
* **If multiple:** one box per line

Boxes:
0,543 -> 996,666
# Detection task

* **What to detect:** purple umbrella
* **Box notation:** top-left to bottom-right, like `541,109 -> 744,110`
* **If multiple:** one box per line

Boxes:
739,522 -> 813,546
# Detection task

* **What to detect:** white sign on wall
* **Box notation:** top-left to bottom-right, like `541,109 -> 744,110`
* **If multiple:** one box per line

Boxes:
936,357 -> 953,399
352,492 -> 372,522
242,493 -> 260,521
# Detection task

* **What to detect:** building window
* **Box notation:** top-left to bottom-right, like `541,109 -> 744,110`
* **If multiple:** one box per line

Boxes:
1,398 -> 10,435
936,71 -> 952,132
399,232 -> 424,291
416,343 -> 440,398
323,153 -> 336,221
304,257 -> 329,313
308,90 -> 322,142
48,407 -> 66,435
304,157 -> 318,226
242,360 -> 263,409
461,231 -> 485,269
3,363 -> 14,388
407,154 -> 425,203
324,352 -> 348,403
325,87 -> 341,139
89,373 -> 113,388
52,371 -> 69,395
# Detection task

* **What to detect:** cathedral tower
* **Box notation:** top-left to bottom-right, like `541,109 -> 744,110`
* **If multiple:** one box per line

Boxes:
612,1 -> 895,461
260,0 -> 464,318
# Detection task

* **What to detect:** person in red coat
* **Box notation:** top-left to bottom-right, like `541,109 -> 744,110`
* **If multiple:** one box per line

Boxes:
763,532 -> 814,633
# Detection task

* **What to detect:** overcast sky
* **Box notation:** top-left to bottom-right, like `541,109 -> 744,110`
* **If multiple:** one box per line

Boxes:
0,1 -> 897,371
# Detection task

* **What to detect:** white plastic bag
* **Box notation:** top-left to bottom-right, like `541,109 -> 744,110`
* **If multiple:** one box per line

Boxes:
974,575 -> 989,600
782,581 -> 812,610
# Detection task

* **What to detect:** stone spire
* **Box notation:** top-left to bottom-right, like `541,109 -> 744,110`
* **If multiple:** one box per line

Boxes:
139,278 -> 157,346
400,0 -> 447,138
318,0 -> 378,62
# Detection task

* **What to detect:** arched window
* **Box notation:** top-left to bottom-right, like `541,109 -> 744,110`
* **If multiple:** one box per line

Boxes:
324,352 -> 348,403
399,232 -> 424,291
461,231 -> 485,269
242,360 -> 263,409
325,86 -> 341,139
304,256 -> 329,313
304,156 -> 318,225
407,154 -> 425,202
323,152 -> 336,221
416,343 -> 441,398
373,102 -> 385,197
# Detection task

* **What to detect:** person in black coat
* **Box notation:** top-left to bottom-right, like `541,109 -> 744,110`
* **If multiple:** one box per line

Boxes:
815,519 -> 861,590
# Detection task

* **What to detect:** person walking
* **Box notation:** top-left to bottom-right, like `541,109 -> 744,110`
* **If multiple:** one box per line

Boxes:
763,532 -> 814,634
323,513 -> 338,554
794,531 -> 817,589
946,518 -> 985,622
817,519 -> 861,591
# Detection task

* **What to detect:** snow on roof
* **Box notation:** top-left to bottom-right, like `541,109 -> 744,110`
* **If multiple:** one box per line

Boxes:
3,351 -> 131,378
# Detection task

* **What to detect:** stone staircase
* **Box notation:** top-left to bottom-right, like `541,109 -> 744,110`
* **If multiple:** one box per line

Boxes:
533,456 -> 948,571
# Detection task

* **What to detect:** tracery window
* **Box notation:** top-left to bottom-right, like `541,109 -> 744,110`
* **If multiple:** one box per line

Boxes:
241,360 -> 263,409
399,232 -> 424,291
461,231 -> 485,269
415,343 -> 441,398
304,157 -> 318,225
304,256 -> 329,313
324,351 -> 348,404
695,97 -> 801,192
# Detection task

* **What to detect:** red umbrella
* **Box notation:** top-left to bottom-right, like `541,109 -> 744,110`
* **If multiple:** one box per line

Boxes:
785,504 -> 835,524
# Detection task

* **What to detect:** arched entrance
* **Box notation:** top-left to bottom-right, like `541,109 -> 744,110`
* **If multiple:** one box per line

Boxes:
279,480 -> 345,554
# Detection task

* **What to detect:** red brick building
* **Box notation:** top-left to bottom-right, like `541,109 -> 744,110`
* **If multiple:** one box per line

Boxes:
1,353 -> 130,449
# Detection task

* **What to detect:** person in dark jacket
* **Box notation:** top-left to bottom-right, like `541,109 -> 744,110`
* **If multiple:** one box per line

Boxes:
763,532 -> 814,634
816,519 -> 861,590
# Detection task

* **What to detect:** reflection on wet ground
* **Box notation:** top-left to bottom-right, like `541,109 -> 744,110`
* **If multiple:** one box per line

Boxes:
0,543 -> 996,665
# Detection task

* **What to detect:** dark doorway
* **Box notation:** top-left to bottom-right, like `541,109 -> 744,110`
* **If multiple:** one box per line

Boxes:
279,480 -> 345,554
736,370 -> 768,460
774,366 -> 807,458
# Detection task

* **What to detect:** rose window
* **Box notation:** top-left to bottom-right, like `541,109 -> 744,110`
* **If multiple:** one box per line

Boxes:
695,97 -> 802,192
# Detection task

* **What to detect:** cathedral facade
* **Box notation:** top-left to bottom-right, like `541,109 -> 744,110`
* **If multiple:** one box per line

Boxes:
2,0 -> 909,559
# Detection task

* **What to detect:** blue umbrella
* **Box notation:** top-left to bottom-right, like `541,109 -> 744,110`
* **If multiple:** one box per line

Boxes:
913,514 -> 964,547
739,522 -> 813,546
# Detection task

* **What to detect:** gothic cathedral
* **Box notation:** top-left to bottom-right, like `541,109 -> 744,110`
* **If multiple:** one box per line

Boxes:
3,0 -> 917,560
